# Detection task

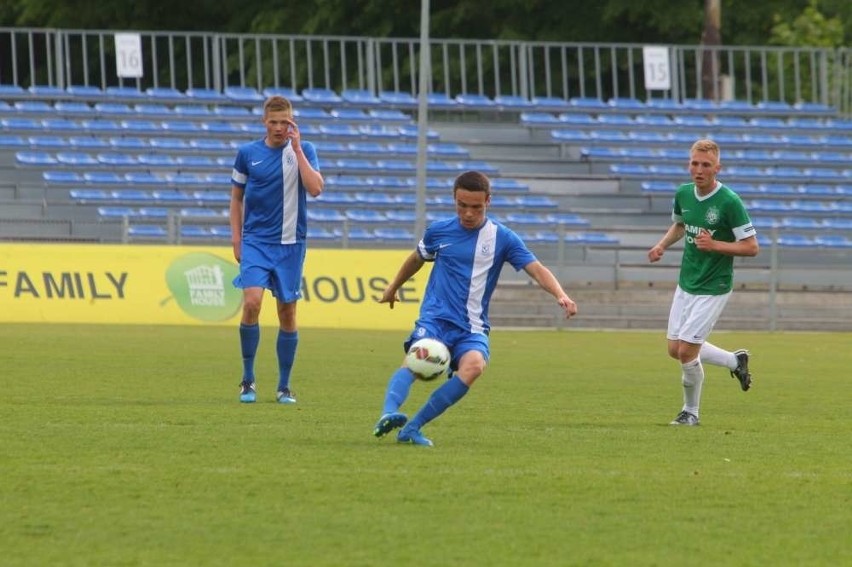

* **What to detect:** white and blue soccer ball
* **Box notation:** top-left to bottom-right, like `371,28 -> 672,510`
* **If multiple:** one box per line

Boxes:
405,338 -> 451,381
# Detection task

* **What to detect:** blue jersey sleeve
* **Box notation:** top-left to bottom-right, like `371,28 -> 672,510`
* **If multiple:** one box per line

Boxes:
502,226 -> 537,271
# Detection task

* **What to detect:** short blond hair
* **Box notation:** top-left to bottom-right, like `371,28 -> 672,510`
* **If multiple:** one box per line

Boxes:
263,95 -> 293,116
691,138 -> 720,159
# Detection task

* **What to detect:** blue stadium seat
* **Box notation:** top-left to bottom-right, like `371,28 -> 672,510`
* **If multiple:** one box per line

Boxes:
214,106 -> 251,118
145,87 -> 185,101
105,86 -> 146,100
109,136 -> 149,150
66,85 -> 105,98
550,129 -> 591,142
150,138 -> 189,150
756,100 -> 792,113
2,116 -> 43,130
136,208 -> 169,218
517,195 -> 558,209
308,209 -> 347,222
179,226 -> 212,239
491,178 -> 529,192
185,88 -> 228,102
174,104 -> 212,117
426,93 -> 458,108
16,151 -> 57,166
454,94 -> 496,109
41,118 -> 78,131
341,89 -> 382,106
84,172 -> 124,184
97,152 -> 139,167
566,232 -> 620,245
344,208 -> 387,223
209,226 -> 232,238
529,96 -> 570,112
307,226 -> 336,240
644,98 -> 682,111
336,227 -> 375,240
82,118 -> 122,133
558,113 -> 597,125
330,108 -> 371,121
374,227 -> 415,241
0,135 -> 27,148
520,112 -> 560,126
128,225 -> 168,238
193,191 -> 230,204
98,206 -> 136,218
354,192 -> 396,205
27,136 -> 67,149
124,172 -> 162,186
224,86 -> 263,103
119,119 -> 161,133
683,98 -> 719,111
27,84 -> 66,98
494,95 -> 534,109
43,171 -> 84,184
607,97 -> 645,110
262,87 -> 303,102
319,124 -> 361,138
385,210 -> 417,222
505,213 -> 550,225
378,91 -> 418,107
569,97 -> 608,110
138,154 -> 177,167
367,109 -> 410,123
116,190 -> 157,203
53,100 -> 95,116
13,100 -> 55,113
69,189 -> 109,202
815,235 -> 852,248
547,213 -> 590,226
94,102 -> 133,115
70,136 -> 109,149
302,88 -> 343,104
57,151 -> 99,166
777,234 -> 816,247
189,138 -> 230,151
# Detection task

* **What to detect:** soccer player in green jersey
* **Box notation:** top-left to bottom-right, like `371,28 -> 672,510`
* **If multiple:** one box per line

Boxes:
648,139 -> 759,426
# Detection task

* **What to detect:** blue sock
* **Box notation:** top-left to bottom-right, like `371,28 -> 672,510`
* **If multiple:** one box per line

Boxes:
382,367 -> 417,414
239,323 -> 260,382
276,330 -> 298,392
409,376 -> 469,430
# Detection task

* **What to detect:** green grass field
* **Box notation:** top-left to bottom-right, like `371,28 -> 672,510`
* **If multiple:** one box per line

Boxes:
1,324 -> 849,566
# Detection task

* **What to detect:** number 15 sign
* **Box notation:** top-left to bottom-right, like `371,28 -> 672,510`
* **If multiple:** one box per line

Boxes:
643,46 -> 671,91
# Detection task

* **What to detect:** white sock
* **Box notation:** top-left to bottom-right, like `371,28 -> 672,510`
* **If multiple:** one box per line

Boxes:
681,358 -> 704,417
700,341 -> 737,370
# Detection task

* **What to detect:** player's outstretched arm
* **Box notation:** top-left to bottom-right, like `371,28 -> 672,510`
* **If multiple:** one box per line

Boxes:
648,223 -> 685,263
379,251 -> 426,309
523,261 -> 577,319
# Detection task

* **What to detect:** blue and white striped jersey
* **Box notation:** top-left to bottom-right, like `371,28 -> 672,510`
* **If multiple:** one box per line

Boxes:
231,139 -> 319,244
417,216 -> 537,334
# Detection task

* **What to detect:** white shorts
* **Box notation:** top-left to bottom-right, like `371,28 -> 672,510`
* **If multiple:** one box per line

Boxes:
666,285 -> 732,344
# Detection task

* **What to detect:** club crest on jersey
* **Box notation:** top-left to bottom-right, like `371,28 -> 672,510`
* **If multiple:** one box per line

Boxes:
481,243 -> 491,254
705,207 -> 720,226
285,153 -> 295,166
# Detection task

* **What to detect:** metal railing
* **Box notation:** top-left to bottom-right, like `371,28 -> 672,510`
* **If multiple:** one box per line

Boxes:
1,27 -> 850,115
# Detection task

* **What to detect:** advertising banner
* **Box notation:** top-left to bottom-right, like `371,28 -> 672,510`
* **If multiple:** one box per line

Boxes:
0,244 -> 426,329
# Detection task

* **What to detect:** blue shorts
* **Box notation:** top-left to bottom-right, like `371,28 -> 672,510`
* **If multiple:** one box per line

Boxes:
403,319 -> 490,372
233,240 -> 306,302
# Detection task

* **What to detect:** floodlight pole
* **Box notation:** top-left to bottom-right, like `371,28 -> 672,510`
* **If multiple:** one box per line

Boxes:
414,0 -> 431,244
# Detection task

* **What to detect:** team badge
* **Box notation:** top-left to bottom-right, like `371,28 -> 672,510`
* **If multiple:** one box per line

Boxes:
705,207 -> 720,226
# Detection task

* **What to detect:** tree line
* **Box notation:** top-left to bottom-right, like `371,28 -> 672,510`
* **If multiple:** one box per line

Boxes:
1,0 -> 848,48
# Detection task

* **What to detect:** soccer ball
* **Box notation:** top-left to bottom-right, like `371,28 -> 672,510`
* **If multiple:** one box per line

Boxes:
405,338 -> 451,381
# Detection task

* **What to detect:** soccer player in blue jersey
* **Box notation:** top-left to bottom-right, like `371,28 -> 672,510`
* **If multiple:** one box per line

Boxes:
372,170 -> 578,446
229,95 -> 323,404
648,139 -> 758,426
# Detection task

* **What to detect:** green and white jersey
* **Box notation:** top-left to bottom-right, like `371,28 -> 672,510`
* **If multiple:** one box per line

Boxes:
672,181 -> 755,295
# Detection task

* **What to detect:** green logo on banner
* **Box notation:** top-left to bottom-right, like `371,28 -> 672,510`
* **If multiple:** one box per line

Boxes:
164,253 -> 242,321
